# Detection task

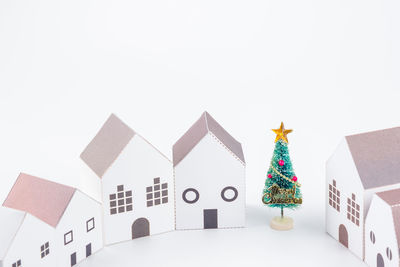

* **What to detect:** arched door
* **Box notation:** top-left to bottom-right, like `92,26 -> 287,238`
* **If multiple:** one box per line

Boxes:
377,253 -> 384,267
339,224 -> 348,248
132,218 -> 150,239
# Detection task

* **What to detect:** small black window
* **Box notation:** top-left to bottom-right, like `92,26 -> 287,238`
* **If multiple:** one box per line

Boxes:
86,218 -> 95,232
182,188 -> 199,204
64,231 -> 73,245
370,231 -> 376,244
40,242 -> 50,258
12,260 -> 21,267
387,247 -> 393,260
221,186 -> 238,202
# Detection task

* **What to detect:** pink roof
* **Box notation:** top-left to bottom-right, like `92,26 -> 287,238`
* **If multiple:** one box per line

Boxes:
377,188 -> 400,250
3,173 -> 76,227
80,114 -> 135,178
173,112 -> 245,167
346,127 -> 400,189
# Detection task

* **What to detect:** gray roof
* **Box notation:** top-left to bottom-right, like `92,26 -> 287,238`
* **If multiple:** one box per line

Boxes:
376,188 -> 400,249
173,112 -> 245,167
346,127 -> 400,189
80,114 -> 135,178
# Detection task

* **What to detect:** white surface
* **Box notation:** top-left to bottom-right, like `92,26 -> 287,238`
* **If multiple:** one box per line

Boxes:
0,207 -> 25,260
175,132 -> 245,230
1,0 -> 400,266
101,134 -> 174,245
326,138 -> 364,259
365,195 -> 398,267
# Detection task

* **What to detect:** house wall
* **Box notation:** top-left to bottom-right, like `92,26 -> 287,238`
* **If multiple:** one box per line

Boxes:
365,195 -> 398,267
54,190 -> 103,267
102,135 -> 174,245
175,133 -> 245,230
3,214 -> 56,267
326,138 -> 365,260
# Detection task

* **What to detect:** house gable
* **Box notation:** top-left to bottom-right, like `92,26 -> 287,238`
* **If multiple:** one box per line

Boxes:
173,112 -> 245,168
80,114 -> 135,178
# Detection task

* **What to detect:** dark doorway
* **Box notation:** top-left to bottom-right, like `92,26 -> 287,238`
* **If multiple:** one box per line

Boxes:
339,224 -> 348,248
86,243 -> 92,257
132,218 -> 150,239
377,253 -> 384,267
70,252 -> 77,266
203,209 -> 218,229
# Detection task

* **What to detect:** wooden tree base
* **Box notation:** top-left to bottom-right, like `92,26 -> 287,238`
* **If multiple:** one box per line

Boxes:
270,216 -> 294,231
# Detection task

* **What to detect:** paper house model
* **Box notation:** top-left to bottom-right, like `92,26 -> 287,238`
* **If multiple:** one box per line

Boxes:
80,114 -> 174,245
173,111 -> 246,230
365,188 -> 400,267
1,173 -> 103,267
326,127 -> 400,260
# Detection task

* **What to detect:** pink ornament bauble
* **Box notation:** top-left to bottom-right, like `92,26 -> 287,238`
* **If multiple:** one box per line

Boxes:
268,174 -> 272,178
278,160 -> 285,166
292,176 -> 298,182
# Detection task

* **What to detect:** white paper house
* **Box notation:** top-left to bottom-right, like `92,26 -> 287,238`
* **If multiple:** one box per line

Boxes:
173,111 -> 246,230
80,114 -> 174,245
365,188 -> 400,267
1,173 -> 103,267
326,127 -> 400,260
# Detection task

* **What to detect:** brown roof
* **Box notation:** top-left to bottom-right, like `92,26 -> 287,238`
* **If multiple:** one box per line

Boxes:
80,114 -> 135,178
3,173 -> 76,228
345,127 -> 400,189
173,112 -> 245,167
376,188 -> 400,249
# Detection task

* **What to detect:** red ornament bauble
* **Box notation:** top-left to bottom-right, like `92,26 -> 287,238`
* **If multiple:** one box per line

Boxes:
268,174 -> 272,178
292,176 -> 298,182
278,160 -> 285,166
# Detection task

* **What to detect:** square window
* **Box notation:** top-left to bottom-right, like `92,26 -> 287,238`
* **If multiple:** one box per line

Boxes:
118,199 -> 125,206
147,193 -> 153,200
352,194 -> 355,200
333,195 -> 336,201
109,194 -> 116,200
333,188 -> 336,194
87,218 -> 95,232
154,185 -> 160,191
126,197 -> 132,204
110,208 -> 117,215
329,199 -> 332,206
64,231 -> 73,245
154,191 -> 160,198
162,197 -> 168,203
347,198 -> 351,204
46,249 -> 50,255
126,205 -> 133,211
337,191 -> 340,197
155,199 -> 161,205
146,186 -> 152,193
40,242 -> 50,258
118,207 -> 125,213
118,192 -> 124,198
117,185 -> 124,192
329,192 -> 332,198
162,190 -> 168,196
147,201 -> 153,207
41,252 -> 45,258
352,202 -> 355,208
329,184 -> 332,191
347,213 -> 350,219
162,183 -> 168,189
333,180 -> 336,186
110,200 -> 116,207
154,177 -> 160,184
126,191 -> 132,197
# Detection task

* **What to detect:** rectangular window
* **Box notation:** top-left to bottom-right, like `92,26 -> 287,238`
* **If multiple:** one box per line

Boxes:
64,231 -> 73,245
86,218 -> 95,232
40,242 -> 50,258
328,180 -> 340,212
147,178 -> 168,207
12,260 -> 21,267
347,193 -> 360,226
109,185 -> 133,215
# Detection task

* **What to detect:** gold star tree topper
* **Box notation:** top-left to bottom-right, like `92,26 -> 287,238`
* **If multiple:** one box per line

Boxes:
272,122 -> 293,143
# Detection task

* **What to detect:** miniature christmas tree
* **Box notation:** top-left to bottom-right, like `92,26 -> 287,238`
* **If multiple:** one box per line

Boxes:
262,122 -> 302,230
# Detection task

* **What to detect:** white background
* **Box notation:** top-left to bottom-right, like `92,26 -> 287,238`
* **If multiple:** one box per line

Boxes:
1,0 -> 399,266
